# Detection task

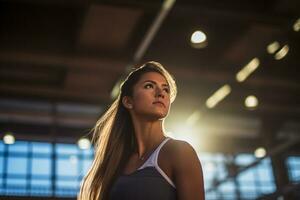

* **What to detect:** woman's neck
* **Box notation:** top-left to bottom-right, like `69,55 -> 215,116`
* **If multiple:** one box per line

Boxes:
131,118 -> 166,159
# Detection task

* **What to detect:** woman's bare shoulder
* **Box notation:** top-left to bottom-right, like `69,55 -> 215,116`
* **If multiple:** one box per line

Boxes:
166,137 -> 205,199
166,137 -> 197,152
165,137 -> 200,164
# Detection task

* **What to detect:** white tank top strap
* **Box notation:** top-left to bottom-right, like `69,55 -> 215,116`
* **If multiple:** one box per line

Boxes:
138,137 -> 176,188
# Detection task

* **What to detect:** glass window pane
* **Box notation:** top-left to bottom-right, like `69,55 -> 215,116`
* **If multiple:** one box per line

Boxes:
235,154 -> 255,166
219,181 -> 235,193
6,187 -> 27,196
30,189 -> 52,197
6,178 -> 27,187
260,184 -> 276,195
0,140 -> 96,198
257,168 -> 273,181
206,191 -> 219,199
31,179 -> 51,188
81,148 -> 94,156
286,156 -> 300,182
56,157 -> 78,177
31,179 -> 52,197
82,159 -> 92,175
199,152 -> 232,197
217,164 -> 227,179
7,157 -> 28,175
235,154 -> 278,198
32,142 -> 52,154
56,179 -> 79,188
6,177 -> 28,196
56,144 -> 78,155
0,141 -> 4,152
238,170 -> 255,182
8,141 -> 28,153
0,156 -> 3,174
55,179 -> 79,197
32,158 -> 51,176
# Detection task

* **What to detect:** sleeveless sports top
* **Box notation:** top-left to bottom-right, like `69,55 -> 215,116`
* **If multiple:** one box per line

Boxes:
109,137 -> 177,200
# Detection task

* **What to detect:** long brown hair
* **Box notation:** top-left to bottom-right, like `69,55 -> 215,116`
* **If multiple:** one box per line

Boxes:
78,61 -> 177,200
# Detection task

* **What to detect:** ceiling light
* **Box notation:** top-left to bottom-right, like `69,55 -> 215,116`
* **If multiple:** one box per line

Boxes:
206,84 -> 231,108
293,18 -> 300,32
190,30 -> 207,48
274,45 -> 289,60
245,95 -> 258,109
254,147 -> 266,158
3,133 -> 15,145
236,58 -> 260,82
163,0 -> 176,10
77,138 -> 91,150
267,41 -> 280,54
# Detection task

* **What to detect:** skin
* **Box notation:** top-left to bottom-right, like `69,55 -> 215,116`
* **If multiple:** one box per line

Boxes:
122,71 -> 205,200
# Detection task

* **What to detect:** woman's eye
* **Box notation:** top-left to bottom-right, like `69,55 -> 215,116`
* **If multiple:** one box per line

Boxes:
163,88 -> 170,93
144,84 -> 153,89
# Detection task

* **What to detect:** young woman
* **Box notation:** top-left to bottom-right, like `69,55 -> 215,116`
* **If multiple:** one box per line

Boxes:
78,61 -> 205,200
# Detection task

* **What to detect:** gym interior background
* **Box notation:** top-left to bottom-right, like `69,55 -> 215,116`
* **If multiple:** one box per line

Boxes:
0,0 -> 299,199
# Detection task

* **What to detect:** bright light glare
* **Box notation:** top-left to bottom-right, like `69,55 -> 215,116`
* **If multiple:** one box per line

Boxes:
3,133 -> 15,145
236,58 -> 260,82
78,138 -> 91,150
254,147 -> 266,158
267,41 -> 280,54
186,111 -> 202,126
191,31 -> 207,44
110,80 -> 121,99
163,0 -> 176,10
245,95 -> 258,108
293,18 -> 300,32
206,84 -> 231,108
168,126 -> 201,151
274,45 -> 289,60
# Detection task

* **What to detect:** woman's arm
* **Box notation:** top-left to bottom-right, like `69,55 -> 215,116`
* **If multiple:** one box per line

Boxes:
172,140 -> 205,200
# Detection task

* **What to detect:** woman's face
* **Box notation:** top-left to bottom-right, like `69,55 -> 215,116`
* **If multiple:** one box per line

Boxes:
127,72 -> 171,120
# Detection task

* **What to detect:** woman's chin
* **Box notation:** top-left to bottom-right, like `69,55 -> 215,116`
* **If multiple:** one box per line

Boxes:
134,109 -> 168,121
147,112 -> 167,121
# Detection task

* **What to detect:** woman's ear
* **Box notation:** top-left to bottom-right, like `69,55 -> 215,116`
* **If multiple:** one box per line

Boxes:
122,96 -> 133,109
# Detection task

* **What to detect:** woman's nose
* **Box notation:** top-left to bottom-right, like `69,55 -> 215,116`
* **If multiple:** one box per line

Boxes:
156,87 -> 165,98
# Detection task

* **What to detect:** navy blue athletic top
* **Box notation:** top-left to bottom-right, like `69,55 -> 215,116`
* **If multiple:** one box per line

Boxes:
109,137 -> 177,200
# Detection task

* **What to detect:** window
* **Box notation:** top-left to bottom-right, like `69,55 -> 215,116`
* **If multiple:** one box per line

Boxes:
200,153 -> 228,191
286,156 -> 300,182
1,140 -> 280,199
0,140 -> 93,197
236,155 -> 276,199
201,152 -> 276,199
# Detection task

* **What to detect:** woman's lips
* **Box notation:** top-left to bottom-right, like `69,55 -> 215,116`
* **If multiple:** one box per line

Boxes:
153,101 -> 165,107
